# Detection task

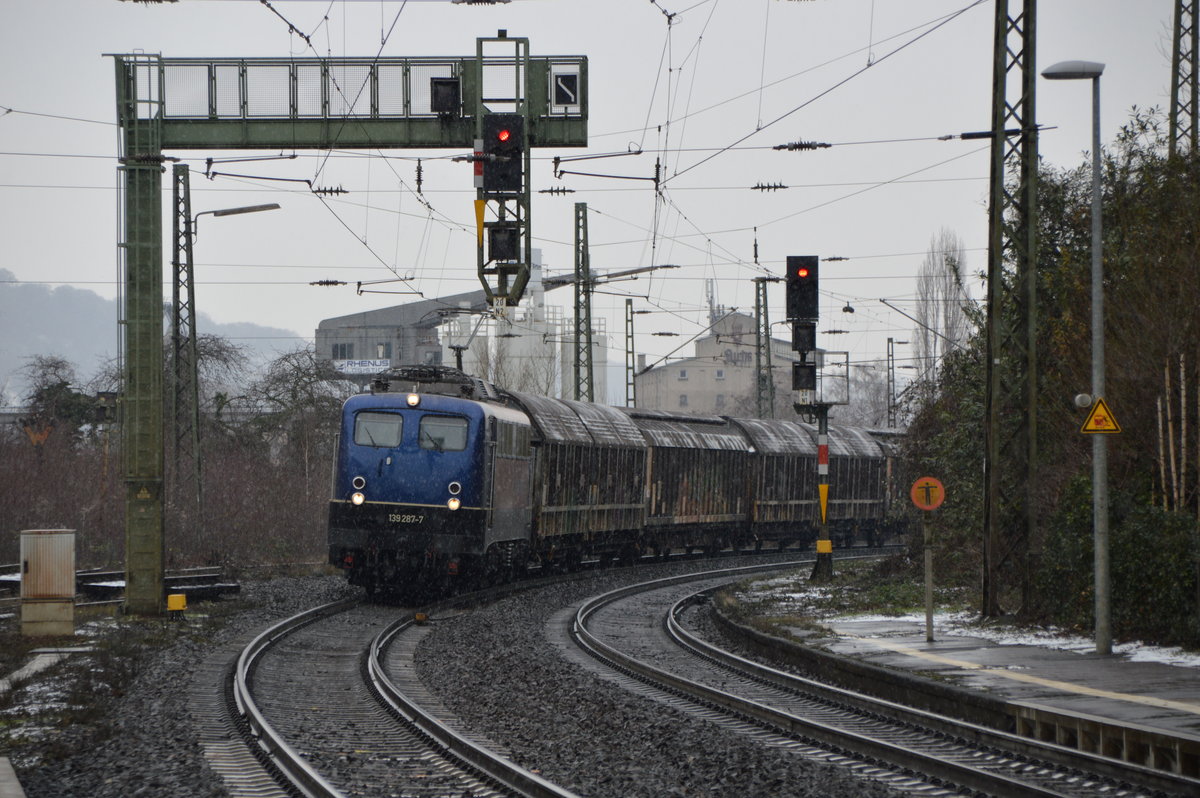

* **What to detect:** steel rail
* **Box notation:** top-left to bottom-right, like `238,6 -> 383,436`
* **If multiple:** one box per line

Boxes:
368,615 -> 583,798
221,548 -> 894,798
667,591 -> 1200,797
570,567 -> 1070,798
232,598 -> 358,798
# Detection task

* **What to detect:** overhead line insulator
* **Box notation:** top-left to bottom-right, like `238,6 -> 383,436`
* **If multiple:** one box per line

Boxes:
773,141 -> 832,151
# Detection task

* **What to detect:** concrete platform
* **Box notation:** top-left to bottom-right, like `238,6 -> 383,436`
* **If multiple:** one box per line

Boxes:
0,758 -> 26,798
812,615 -> 1200,776
817,616 -> 1200,740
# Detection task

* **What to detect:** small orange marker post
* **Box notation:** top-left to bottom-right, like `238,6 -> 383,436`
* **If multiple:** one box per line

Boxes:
911,477 -> 945,643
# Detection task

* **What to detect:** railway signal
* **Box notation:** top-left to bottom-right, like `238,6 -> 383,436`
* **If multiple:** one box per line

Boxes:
482,113 -> 524,193
792,362 -> 816,391
792,320 -> 816,352
786,255 -> 819,321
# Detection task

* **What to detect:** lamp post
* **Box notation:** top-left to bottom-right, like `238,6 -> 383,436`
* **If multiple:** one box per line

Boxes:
1042,59 -> 1109,655
193,202 -> 280,239
174,197 -> 281,543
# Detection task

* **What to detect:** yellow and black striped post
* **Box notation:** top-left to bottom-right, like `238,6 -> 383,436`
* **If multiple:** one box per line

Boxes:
811,404 -> 834,580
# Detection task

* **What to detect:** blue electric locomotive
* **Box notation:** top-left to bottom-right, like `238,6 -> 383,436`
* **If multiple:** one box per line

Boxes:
328,387 -> 534,593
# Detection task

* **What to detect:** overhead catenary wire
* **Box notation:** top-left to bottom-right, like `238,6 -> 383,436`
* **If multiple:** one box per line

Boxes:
590,1 -> 990,144
662,0 -> 989,186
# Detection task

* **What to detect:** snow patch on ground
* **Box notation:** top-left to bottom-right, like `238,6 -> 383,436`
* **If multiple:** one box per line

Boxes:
831,609 -> 1200,669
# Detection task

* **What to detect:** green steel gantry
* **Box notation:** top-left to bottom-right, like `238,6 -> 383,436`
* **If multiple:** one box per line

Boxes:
112,39 -> 587,614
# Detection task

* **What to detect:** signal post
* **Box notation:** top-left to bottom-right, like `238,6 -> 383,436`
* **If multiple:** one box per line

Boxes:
786,256 -> 835,581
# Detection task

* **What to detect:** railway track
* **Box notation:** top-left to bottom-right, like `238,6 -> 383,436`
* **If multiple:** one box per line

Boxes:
567,564 -> 1200,797
224,596 -> 579,798
0,564 -> 236,608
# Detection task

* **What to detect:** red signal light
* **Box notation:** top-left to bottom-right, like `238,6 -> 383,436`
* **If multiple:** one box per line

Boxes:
797,267 -> 810,278
497,129 -> 511,143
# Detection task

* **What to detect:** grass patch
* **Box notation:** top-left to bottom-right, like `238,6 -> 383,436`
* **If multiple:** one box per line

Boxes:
715,556 -> 977,642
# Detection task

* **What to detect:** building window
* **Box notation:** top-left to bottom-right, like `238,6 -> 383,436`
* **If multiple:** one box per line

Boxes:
332,342 -> 354,360
715,369 -> 725,381
376,342 -> 393,359
715,394 -> 725,409
679,394 -> 688,408
678,369 -> 688,381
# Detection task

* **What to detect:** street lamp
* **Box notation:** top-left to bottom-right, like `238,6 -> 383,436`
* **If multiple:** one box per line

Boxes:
174,198 -> 281,545
1042,59 -> 1109,655
192,202 -> 281,239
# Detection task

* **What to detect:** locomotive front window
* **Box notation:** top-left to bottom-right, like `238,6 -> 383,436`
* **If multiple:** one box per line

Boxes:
354,411 -> 403,448
419,415 -> 468,452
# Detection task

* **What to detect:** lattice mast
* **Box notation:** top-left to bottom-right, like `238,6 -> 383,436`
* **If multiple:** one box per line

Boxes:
625,298 -> 637,408
573,202 -> 595,401
170,164 -> 202,522
983,0 -> 1039,617
1171,0 -> 1198,156
753,277 -> 775,419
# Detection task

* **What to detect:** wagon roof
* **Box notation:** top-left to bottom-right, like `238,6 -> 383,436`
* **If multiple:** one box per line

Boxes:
618,408 -> 753,451
728,418 -> 817,455
729,417 -> 884,457
809,423 -> 885,458
507,391 -> 647,447
559,398 -> 648,447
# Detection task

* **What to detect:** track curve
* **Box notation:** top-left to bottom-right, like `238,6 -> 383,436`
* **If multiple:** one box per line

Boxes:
570,566 -> 1200,797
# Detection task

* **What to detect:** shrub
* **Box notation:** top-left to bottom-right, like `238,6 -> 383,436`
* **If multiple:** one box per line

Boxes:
1031,475 -> 1199,646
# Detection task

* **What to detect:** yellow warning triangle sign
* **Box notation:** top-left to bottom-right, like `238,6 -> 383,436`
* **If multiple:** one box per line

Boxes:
1081,397 -> 1121,434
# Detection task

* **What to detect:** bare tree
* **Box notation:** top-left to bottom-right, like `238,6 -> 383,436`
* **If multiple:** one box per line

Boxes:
913,228 -> 972,384
831,362 -> 890,427
464,315 -> 562,396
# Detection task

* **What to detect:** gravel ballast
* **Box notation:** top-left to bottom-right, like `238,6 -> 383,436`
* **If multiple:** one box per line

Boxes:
414,566 -> 906,798
4,563 -> 903,797
4,575 -> 358,798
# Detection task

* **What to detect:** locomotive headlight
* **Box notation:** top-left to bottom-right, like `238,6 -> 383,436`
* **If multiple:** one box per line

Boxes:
352,476 -> 366,490
351,492 -> 365,506
448,481 -> 462,495
406,393 -> 420,407
447,497 -> 461,511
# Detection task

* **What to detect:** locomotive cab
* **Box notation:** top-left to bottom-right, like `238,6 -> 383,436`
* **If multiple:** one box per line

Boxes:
327,391 -> 532,595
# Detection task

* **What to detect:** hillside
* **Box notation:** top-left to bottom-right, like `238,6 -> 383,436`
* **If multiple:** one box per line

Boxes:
0,268 -> 307,404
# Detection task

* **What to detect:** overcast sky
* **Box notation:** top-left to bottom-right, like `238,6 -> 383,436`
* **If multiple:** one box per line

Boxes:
0,0 -> 1178,391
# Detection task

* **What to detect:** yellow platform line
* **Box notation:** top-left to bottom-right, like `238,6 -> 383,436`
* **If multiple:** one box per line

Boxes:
842,634 -> 1200,716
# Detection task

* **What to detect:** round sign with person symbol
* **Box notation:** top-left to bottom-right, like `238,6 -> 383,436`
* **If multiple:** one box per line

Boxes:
910,476 -> 945,511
